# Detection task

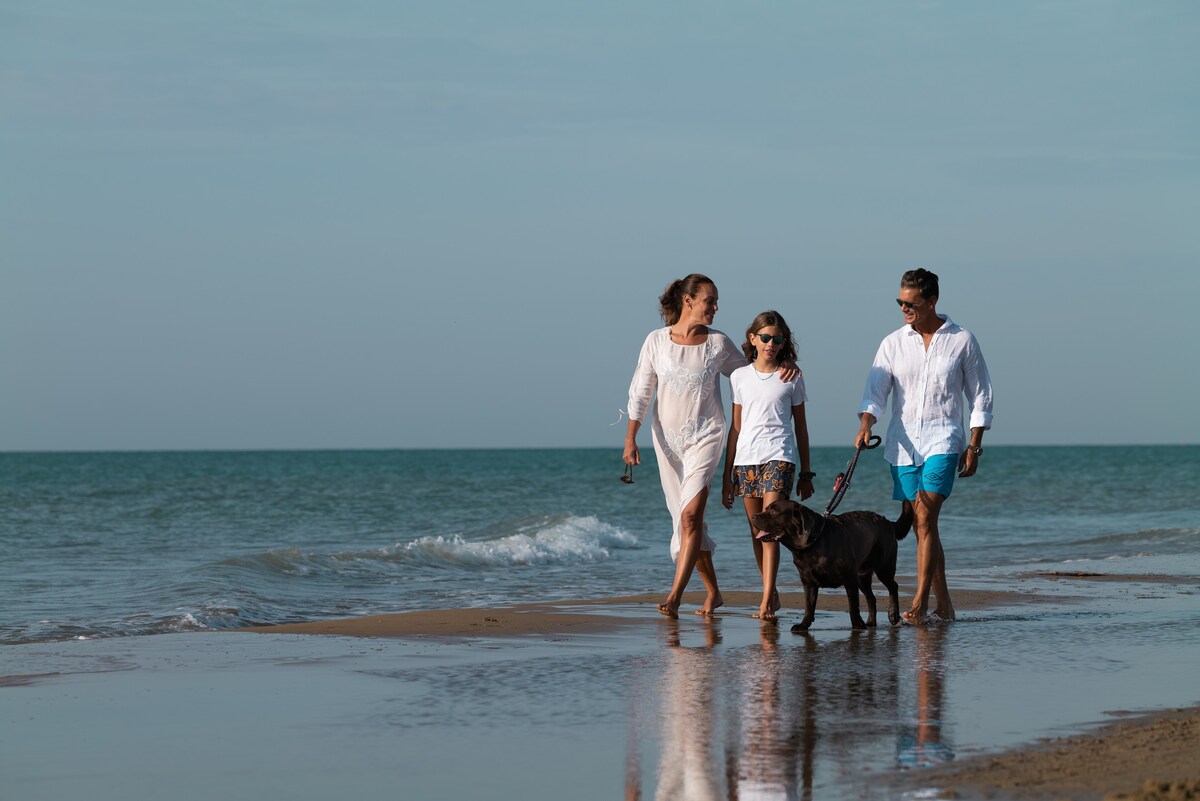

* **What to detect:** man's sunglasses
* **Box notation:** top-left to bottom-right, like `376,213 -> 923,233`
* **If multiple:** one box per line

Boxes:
755,333 -> 785,345
896,298 -> 926,311
620,464 -> 635,484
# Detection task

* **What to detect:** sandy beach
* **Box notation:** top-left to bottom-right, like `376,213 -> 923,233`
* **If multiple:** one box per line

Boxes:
892,705 -> 1200,801
238,583 -> 1041,639
230,574 -> 1200,801
5,570 -> 1197,801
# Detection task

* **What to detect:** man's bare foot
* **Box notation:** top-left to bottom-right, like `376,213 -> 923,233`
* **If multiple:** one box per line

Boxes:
902,609 -> 930,626
657,601 -> 679,619
695,591 -> 724,616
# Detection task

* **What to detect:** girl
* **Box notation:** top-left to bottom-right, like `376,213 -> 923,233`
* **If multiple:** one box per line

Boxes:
721,311 -> 815,622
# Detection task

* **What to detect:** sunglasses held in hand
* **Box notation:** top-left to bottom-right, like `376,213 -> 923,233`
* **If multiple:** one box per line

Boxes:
620,464 -> 635,484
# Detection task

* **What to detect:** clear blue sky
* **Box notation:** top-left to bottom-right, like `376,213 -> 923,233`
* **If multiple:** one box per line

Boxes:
3,2 -> 1197,451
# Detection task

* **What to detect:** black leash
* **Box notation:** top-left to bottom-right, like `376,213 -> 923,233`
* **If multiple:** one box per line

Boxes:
822,435 -> 882,516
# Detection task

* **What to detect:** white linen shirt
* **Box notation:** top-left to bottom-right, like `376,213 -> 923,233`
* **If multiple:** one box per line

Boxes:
859,314 -> 993,467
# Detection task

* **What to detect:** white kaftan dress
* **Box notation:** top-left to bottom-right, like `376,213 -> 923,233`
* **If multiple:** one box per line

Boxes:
627,327 -> 747,561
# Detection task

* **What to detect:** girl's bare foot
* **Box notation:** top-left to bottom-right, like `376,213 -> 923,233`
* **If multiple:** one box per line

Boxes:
754,603 -> 777,622
695,591 -> 724,616
657,601 -> 679,619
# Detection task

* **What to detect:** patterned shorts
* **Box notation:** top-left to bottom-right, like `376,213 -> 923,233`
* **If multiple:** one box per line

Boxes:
732,461 -> 795,498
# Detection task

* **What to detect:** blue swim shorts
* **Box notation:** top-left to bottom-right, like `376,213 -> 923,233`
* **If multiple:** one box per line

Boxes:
890,454 -> 959,501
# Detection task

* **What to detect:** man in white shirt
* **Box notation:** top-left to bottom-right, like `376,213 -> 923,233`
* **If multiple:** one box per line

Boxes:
855,269 -> 993,624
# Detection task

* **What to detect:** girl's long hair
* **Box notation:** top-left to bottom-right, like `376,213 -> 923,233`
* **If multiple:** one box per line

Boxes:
742,310 -> 798,366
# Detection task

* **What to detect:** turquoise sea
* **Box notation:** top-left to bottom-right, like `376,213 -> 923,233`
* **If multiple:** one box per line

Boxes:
2,446 -> 1198,801
2,446 -> 1197,644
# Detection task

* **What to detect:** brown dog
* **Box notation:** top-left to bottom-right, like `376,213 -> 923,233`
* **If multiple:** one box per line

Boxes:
751,500 -> 912,632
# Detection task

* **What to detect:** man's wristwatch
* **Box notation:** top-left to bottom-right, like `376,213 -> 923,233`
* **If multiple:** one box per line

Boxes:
967,445 -> 983,455
798,471 -> 816,481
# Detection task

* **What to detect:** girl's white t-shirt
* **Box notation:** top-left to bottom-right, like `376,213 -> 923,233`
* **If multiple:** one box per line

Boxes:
730,366 -> 808,467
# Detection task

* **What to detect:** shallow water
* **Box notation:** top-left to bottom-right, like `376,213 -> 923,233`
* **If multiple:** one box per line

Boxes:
2,574 -> 1197,801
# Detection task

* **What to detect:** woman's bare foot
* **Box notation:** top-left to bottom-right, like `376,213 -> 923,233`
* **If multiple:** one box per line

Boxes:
657,601 -> 679,619
695,591 -> 724,616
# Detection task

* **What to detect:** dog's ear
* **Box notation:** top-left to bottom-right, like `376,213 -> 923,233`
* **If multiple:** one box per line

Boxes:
795,504 -> 822,549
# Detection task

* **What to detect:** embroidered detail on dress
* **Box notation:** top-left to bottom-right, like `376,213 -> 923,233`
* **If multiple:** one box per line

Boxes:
660,338 -> 720,404
662,415 -> 719,463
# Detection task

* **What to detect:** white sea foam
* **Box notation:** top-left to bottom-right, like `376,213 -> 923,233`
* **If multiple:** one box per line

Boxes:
169,613 -> 211,632
399,515 -> 639,567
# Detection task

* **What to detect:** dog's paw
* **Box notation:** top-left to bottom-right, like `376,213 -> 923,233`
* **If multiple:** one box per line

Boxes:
790,623 -> 812,634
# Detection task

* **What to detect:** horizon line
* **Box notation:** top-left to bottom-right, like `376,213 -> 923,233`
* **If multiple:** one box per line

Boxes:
2,442 -> 1197,456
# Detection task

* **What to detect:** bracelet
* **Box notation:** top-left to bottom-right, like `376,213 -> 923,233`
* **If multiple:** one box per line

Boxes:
798,471 -> 816,481
967,445 -> 983,455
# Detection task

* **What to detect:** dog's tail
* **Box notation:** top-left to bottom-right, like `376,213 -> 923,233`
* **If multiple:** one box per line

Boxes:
894,504 -> 913,541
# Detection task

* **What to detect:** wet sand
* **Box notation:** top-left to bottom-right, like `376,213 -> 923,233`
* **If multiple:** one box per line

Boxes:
236,572 -> 1200,800
239,581 -> 1051,639
5,571 -> 1196,801
893,705 -> 1200,801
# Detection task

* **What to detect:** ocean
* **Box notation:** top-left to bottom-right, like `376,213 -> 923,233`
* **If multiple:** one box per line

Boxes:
3,445 -> 1198,645
3,446 -> 1200,801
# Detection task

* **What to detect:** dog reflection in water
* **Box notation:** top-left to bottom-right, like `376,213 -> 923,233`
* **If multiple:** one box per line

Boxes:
751,500 -> 913,631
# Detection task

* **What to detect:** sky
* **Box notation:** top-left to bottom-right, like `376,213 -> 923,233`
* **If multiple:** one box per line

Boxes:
3,1 -> 1198,451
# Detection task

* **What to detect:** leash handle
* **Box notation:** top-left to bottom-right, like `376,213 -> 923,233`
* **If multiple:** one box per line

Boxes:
823,438 -> 879,516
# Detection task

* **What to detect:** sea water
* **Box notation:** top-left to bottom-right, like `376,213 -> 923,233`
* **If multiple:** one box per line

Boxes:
2,446 -> 1199,801
2,446 -> 1198,644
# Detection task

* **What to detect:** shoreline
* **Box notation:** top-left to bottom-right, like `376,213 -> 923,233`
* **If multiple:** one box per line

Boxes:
893,704 -> 1200,801
237,571 -> 1195,642
4,572 -> 1196,800
236,579 -> 1063,639
232,572 -> 1200,800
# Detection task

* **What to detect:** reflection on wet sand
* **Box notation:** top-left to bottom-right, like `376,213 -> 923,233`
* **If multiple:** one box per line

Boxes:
897,626 -> 954,769
733,625 -> 801,801
652,620 -> 723,801
631,622 -> 957,799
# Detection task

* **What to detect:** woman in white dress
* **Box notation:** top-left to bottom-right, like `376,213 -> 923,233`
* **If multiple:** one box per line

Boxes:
624,275 -> 793,619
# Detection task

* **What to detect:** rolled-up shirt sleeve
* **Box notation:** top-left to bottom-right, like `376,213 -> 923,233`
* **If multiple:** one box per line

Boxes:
627,333 -> 658,422
963,333 -> 994,430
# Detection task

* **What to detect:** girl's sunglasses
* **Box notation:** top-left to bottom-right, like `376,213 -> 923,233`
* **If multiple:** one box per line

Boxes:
756,333 -> 785,345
